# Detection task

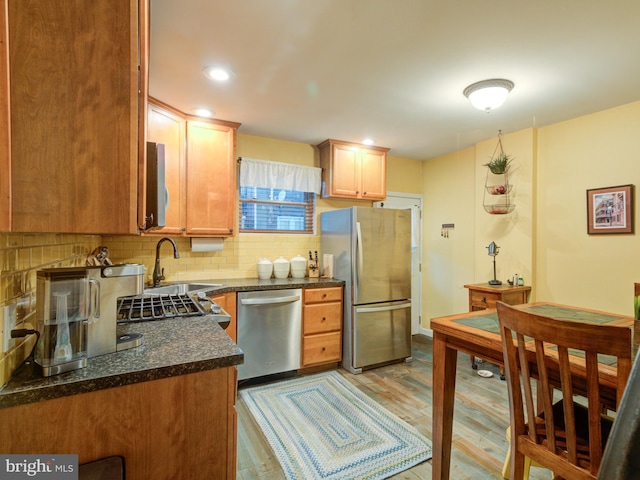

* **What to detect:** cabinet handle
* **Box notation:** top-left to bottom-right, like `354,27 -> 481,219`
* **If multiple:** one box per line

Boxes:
322,293 -> 327,298
363,192 -> 367,195
321,317 -> 326,322
481,296 -> 486,302
321,347 -> 326,352
229,228 -> 234,233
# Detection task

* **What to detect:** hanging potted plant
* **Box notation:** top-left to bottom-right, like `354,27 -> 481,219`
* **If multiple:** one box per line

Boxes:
484,152 -> 513,174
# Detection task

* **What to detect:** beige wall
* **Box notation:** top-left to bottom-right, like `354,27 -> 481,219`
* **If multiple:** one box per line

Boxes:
423,101 -> 640,324
536,102 -> 640,313
422,147 -> 476,328
474,128 -> 535,290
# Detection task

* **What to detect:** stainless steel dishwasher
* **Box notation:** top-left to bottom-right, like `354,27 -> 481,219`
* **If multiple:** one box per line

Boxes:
237,288 -> 302,381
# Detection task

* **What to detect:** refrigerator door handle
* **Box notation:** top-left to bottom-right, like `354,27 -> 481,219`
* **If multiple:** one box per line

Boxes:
356,221 -> 363,286
356,301 -> 412,313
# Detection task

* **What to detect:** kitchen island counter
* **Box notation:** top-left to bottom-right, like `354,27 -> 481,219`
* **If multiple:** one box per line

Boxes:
0,315 -> 243,409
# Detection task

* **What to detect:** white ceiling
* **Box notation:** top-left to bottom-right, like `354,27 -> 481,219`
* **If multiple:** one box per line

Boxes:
149,0 -> 640,160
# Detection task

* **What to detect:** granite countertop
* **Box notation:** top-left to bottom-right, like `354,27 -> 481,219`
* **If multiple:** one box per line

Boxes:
191,277 -> 344,294
0,315 -> 243,409
0,277 -> 344,410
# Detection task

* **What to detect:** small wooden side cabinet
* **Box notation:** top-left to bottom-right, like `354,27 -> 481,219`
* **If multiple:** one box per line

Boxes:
464,283 -> 531,312
464,283 -> 531,378
301,286 -> 343,370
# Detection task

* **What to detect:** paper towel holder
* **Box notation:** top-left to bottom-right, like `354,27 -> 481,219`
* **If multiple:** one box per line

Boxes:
190,238 -> 225,253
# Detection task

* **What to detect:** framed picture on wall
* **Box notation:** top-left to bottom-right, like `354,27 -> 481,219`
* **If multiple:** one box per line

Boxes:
586,184 -> 634,234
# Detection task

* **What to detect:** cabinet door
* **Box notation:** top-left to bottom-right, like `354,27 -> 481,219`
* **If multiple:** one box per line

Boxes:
147,101 -> 185,235
185,121 -> 237,236
328,143 -> 360,198
210,292 -> 237,343
360,148 -> 386,199
0,2 -> 9,231
8,0 -> 142,234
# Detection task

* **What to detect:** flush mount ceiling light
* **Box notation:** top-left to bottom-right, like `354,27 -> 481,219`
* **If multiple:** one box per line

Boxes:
463,79 -> 514,112
203,66 -> 234,82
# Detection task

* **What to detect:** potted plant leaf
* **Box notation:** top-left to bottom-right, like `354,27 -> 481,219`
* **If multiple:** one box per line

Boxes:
484,152 -> 513,174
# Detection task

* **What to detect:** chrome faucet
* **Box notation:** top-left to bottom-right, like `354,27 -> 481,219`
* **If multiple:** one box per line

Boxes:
152,237 -> 180,287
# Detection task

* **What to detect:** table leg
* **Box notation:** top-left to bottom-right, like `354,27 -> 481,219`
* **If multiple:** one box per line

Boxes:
432,332 -> 458,480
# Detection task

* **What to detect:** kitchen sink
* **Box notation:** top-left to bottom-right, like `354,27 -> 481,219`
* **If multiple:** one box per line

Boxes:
143,283 -> 224,295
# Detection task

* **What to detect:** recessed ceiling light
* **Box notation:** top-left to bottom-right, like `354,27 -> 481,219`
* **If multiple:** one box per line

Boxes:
362,138 -> 374,146
194,108 -> 214,118
203,66 -> 234,82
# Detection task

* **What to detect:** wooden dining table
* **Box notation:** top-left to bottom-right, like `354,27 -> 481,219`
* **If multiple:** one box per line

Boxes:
430,301 -> 634,480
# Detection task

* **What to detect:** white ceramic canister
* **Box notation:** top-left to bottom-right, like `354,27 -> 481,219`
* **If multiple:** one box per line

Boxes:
273,256 -> 290,279
257,258 -> 273,280
290,254 -> 307,279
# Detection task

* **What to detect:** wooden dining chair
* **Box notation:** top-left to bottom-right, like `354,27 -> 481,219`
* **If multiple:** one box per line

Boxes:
496,302 -> 632,480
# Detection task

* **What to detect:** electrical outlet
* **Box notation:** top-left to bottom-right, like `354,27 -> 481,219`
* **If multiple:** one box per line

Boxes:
2,304 -> 17,353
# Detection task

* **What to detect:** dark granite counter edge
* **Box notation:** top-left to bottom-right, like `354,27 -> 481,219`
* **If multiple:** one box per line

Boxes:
0,353 -> 244,410
192,277 -> 345,295
1,315 -> 244,410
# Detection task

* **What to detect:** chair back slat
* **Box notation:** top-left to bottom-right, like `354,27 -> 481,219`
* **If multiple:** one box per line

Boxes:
558,345 -> 578,465
497,302 -> 632,480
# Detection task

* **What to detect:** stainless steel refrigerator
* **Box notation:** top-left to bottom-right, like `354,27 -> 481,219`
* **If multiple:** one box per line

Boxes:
320,207 -> 412,374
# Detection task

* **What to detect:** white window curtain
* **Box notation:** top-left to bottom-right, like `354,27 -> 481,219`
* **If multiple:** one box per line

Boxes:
239,157 -> 322,194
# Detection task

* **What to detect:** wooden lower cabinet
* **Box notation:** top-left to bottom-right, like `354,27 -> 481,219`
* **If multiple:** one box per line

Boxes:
210,291 -> 237,343
0,367 -> 238,480
301,286 -> 343,369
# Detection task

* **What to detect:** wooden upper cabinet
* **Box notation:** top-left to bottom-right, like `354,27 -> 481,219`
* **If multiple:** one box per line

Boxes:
7,0 -> 147,234
0,2 -> 10,231
318,139 -> 389,200
147,99 -> 186,235
146,98 -> 240,237
185,120 -> 238,236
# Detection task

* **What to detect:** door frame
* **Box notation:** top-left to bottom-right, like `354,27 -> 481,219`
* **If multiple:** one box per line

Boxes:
373,192 -> 427,336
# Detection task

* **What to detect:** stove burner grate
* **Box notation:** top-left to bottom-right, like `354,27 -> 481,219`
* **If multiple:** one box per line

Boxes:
117,293 -> 204,322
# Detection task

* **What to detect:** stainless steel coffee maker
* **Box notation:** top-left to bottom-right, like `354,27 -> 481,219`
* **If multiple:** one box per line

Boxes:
85,264 -> 145,357
35,264 -> 145,376
35,267 -> 98,376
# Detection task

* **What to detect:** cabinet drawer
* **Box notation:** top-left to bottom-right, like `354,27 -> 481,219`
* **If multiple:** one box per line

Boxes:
304,303 -> 342,334
470,291 -> 502,310
304,287 -> 342,304
303,332 -> 341,366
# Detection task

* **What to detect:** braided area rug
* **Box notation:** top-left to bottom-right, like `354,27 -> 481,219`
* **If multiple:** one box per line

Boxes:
240,371 -> 432,479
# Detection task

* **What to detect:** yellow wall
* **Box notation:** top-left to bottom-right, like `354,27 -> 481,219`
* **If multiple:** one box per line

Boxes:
423,101 -> 640,322
536,102 -> 640,313
422,147 -> 476,328
474,128 -> 535,290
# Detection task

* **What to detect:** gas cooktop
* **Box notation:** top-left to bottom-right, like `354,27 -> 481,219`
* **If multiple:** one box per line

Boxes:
117,294 -> 205,322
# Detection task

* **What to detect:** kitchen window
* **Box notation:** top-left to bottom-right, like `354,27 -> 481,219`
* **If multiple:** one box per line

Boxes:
238,158 -> 321,234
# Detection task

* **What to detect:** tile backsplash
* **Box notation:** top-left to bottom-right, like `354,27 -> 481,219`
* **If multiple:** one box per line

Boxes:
0,232 -> 320,386
103,234 -> 320,285
0,233 -> 101,386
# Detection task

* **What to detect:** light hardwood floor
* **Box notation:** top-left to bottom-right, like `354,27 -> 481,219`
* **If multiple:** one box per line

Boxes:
236,335 -> 551,479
